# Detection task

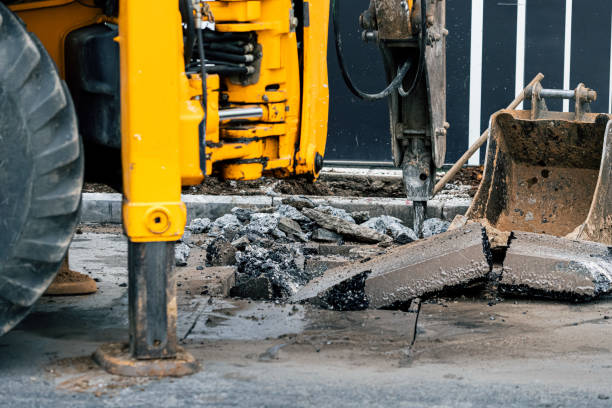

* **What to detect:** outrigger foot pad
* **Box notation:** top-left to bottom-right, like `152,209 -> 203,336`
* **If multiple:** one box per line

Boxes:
93,343 -> 199,377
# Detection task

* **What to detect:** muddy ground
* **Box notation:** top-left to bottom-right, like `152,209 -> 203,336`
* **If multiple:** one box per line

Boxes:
83,166 -> 483,198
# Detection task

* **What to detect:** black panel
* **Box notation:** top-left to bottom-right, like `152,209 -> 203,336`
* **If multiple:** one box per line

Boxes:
65,23 -> 120,149
570,0 -> 612,113
446,0 -> 471,162
525,0 -> 565,112
325,0 -> 391,162
479,2 -> 517,162
65,23 -> 122,189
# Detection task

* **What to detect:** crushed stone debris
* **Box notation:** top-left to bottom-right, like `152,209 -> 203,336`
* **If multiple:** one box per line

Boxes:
302,208 -> 389,244
174,242 -> 190,266
277,204 -> 311,224
278,217 -> 308,242
350,211 -> 370,224
422,218 -> 451,238
315,205 -> 355,223
241,213 -> 286,239
196,202 -> 459,299
207,236 -> 237,266
233,244 -> 309,299
231,207 -> 253,223
188,217 -> 211,234
361,215 -> 417,244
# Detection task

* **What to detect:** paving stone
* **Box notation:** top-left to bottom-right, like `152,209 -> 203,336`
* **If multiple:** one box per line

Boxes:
304,256 -> 350,277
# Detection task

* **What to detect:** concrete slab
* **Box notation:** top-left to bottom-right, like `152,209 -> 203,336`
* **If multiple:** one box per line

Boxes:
292,223 -> 491,309
500,232 -> 612,300
364,224 -> 491,308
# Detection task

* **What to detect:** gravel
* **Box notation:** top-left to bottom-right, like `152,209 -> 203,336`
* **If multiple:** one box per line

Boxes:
174,242 -> 191,266
234,244 -> 309,299
200,204 -> 452,300
422,218 -> 451,238
315,205 -> 356,223
188,217 -> 212,233
361,215 -> 417,244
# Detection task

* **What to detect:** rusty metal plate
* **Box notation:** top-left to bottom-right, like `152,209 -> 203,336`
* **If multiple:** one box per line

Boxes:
574,120 -> 612,245
93,343 -> 199,377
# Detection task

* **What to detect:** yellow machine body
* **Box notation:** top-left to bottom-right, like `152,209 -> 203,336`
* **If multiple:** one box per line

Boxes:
11,0 -> 330,243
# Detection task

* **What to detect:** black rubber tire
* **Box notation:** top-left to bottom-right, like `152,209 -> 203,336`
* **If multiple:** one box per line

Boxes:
0,5 -> 84,335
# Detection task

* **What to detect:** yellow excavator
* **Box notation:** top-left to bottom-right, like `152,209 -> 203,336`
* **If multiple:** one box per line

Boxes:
1,0 -> 610,376
1,0 -> 448,374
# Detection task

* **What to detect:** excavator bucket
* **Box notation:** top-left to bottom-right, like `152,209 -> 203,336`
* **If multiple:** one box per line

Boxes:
466,83 -> 612,245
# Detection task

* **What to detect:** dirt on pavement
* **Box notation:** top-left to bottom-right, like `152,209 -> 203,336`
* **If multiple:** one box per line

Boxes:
82,167 -> 483,198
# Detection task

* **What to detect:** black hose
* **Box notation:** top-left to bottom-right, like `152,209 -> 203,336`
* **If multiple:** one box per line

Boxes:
398,0 -> 427,97
206,65 -> 250,75
202,30 -> 253,42
179,0 -> 196,65
205,42 -> 253,55
331,0 -> 411,101
197,27 -> 207,148
205,50 -> 254,63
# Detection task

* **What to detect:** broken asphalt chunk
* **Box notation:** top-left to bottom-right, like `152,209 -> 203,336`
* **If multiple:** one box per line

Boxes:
281,196 -> 315,210
499,231 -> 612,301
291,223 -> 491,309
277,216 -> 308,242
302,208 -> 390,244
311,228 -> 342,243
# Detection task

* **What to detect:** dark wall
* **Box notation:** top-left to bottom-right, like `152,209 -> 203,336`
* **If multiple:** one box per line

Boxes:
325,0 -> 390,162
324,0 -> 612,164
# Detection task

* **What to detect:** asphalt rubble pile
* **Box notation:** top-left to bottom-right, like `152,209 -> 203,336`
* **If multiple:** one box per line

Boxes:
175,195 -> 450,301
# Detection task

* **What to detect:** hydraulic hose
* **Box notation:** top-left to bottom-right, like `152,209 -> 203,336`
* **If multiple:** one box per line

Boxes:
197,29 -> 207,111
179,0 -> 196,65
331,0 -> 411,101
398,0 -> 427,97
195,5 -> 208,157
